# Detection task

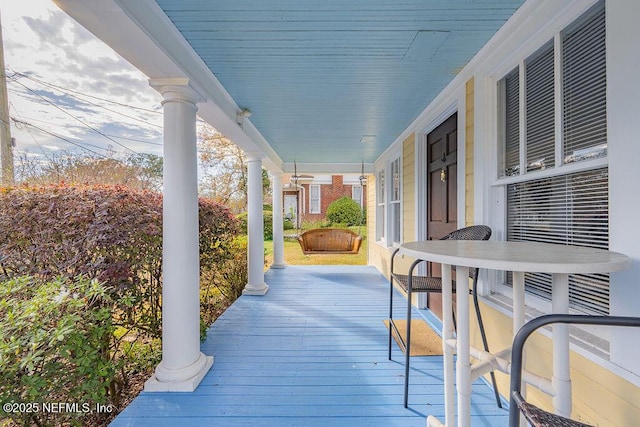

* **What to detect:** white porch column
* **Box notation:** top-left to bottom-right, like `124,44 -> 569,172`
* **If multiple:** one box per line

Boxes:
270,172 -> 286,269
244,153 -> 269,295
145,78 -> 213,392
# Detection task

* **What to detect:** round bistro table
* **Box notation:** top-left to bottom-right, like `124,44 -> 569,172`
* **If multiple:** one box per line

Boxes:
399,240 -> 631,427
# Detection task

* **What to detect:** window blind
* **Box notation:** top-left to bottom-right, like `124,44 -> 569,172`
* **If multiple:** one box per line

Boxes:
500,68 -> 520,176
562,1 -> 606,164
391,158 -> 401,202
507,168 -> 609,314
525,42 -> 555,172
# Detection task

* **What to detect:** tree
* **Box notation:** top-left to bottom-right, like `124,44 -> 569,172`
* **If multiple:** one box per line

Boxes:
126,152 -> 163,191
14,150 -> 162,191
198,124 -> 270,213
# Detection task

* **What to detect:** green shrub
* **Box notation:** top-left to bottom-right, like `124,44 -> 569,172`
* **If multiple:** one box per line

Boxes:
262,210 -> 273,240
283,218 -> 294,230
219,236 -> 249,300
114,327 -> 161,375
237,210 -> 274,240
0,276 -> 116,427
200,236 -> 248,341
237,212 -> 248,233
326,196 -> 366,226
0,184 -> 242,414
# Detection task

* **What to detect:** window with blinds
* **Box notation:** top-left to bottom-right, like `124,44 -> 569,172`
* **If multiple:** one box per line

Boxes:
525,42 -> 555,172
507,168 -> 609,314
499,1 -> 608,314
562,3 -> 607,164
499,68 -> 520,177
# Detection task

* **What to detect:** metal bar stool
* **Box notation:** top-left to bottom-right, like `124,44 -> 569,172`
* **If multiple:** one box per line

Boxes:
387,225 -> 500,408
509,314 -> 640,427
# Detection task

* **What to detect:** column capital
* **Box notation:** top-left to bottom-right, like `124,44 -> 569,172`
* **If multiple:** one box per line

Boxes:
246,152 -> 265,163
149,78 -> 204,105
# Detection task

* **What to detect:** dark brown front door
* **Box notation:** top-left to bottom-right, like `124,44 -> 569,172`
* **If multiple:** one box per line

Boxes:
426,113 -> 458,317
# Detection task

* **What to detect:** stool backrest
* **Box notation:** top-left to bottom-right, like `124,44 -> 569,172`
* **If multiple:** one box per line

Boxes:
441,225 -> 492,279
441,225 -> 491,242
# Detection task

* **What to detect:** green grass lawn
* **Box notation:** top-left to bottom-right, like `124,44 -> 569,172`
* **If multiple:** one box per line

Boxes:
264,227 -> 367,266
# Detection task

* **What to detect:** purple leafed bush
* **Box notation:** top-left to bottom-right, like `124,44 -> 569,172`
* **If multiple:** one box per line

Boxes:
0,184 -> 246,424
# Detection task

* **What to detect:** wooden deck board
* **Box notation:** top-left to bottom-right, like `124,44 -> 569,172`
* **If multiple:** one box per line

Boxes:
110,265 -> 508,426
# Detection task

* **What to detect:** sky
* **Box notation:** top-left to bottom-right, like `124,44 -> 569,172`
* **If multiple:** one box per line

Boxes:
0,0 -> 165,166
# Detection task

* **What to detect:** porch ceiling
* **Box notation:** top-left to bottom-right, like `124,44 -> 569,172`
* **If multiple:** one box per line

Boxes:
155,0 -> 525,166
54,0 -> 525,171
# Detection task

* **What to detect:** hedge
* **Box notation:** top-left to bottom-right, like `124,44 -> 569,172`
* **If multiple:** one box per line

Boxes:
0,184 -> 245,424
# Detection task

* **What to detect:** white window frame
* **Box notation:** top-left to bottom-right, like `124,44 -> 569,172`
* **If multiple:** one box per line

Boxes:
351,185 -> 363,208
375,153 -> 402,247
472,0 -> 640,386
491,1 -> 609,316
309,184 -> 321,214
389,156 -> 402,247
375,169 -> 385,243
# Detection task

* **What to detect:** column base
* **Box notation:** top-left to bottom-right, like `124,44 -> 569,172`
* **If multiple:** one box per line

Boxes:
270,263 -> 287,269
243,282 -> 270,295
427,415 -> 445,427
144,353 -> 213,392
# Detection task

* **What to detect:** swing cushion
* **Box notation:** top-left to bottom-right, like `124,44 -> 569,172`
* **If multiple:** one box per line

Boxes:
297,228 -> 362,254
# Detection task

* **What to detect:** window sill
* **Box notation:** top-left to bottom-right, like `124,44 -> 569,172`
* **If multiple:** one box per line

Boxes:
491,156 -> 607,186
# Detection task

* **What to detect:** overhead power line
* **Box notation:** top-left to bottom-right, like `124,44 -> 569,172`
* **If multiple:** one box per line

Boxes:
9,77 -> 138,154
6,112 -> 162,147
8,73 -> 162,130
8,100 -> 47,155
11,117 -> 109,158
9,70 -> 207,125
6,69 -> 222,151
9,70 -> 162,116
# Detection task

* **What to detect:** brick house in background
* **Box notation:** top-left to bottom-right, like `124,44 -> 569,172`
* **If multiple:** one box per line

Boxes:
282,174 -> 366,227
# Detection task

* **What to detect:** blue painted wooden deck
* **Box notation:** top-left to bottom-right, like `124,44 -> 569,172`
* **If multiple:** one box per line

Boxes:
111,265 -> 509,426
